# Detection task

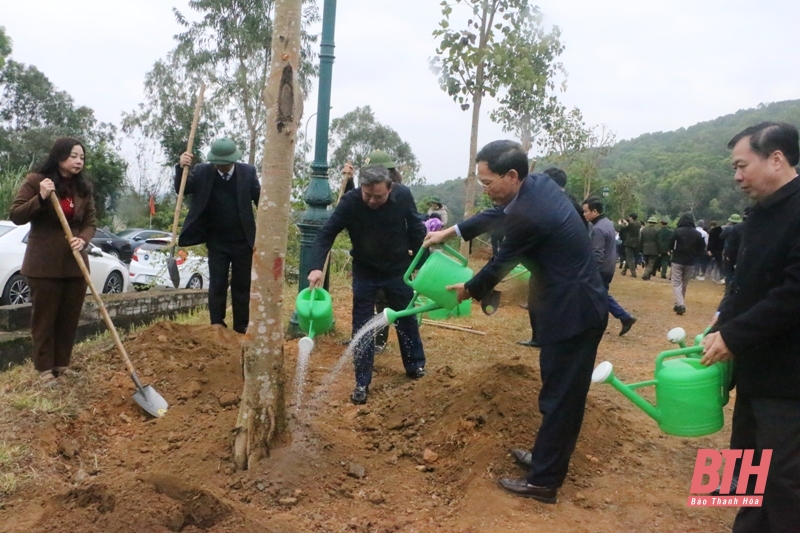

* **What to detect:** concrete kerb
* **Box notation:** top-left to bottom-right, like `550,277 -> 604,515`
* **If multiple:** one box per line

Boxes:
0,289 -> 208,371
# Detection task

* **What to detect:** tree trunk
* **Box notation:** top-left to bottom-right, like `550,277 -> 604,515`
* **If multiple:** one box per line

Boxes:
233,0 -> 304,471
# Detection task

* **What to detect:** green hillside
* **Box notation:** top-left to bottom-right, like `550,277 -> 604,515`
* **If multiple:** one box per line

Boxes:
595,99 -> 800,222
410,100 -> 800,226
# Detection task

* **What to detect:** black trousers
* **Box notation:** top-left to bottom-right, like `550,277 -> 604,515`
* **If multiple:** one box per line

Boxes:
526,319 -> 608,488
207,241 -> 252,334
730,394 -> 800,533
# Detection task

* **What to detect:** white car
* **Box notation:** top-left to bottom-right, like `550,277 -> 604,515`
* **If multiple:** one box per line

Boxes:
0,221 -> 132,306
128,238 -> 209,291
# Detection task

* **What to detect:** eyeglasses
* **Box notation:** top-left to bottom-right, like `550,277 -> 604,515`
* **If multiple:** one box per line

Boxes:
479,171 -> 509,189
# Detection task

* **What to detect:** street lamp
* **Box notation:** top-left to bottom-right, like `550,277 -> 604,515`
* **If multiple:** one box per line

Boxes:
304,107 -> 332,145
290,0 -> 339,338
602,186 -> 610,198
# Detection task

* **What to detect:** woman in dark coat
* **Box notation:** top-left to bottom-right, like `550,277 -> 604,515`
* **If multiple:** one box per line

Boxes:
668,212 -> 706,315
9,137 -> 96,385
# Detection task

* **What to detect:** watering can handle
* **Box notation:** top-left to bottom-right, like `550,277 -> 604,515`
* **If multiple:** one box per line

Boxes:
403,244 -> 468,285
655,345 -> 704,373
308,287 -> 316,319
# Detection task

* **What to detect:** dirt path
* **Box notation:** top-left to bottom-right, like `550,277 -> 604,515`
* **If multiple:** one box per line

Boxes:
0,270 -> 737,532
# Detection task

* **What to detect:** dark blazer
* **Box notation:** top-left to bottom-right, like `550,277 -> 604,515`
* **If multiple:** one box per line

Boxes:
717,177 -> 800,399
462,174 -> 607,345
309,184 -> 426,280
10,173 -> 96,278
174,162 -> 260,247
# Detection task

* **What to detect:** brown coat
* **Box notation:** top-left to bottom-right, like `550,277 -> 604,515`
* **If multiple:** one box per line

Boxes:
9,173 -> 96,278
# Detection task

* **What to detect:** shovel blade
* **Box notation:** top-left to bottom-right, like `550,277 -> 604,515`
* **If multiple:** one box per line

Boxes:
166,258 -> 180,289
133,385 -> 169,417
480,289 -> 502,316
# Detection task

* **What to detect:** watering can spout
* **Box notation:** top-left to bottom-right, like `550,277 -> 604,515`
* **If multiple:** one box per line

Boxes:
592,362 -> 661,423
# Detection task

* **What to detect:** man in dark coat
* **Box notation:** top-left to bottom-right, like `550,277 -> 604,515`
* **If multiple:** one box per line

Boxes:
654,217 -> 673,279
424,140 -> 607,504
307,164 -> 427,405
702,121 -> 800,532
176,138 -> 260,334
639,216 -> 660,280
618,213 -> 641,277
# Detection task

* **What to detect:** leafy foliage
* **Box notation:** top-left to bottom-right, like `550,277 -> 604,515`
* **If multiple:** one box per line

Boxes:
596,100 -> 800,221
121,52 -> 217,167
0,45 -> 127,223
488,5 -> 566,154
328,106 -> 424,190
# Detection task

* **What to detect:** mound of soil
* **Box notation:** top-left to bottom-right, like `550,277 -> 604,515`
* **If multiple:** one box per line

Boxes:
1,274 -> 737,532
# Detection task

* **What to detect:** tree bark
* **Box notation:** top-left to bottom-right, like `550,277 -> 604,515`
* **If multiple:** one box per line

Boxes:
233,0 -> 304,471
459,0 -> 496,258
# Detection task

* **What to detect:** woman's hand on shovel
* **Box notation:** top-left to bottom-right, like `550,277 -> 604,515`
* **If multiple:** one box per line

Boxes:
69,237 -> 86,251
179,152 -> 193,167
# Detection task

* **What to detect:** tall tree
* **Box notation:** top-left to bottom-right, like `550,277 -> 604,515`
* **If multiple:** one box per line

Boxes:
327,106 -> 425,189
233,0 -> 304,470
0,56 -> 126,221
172,0 -> 319,166
541,108 -> 616,200
488,6 -> 566,154
0,27 -> 12,70
121,52 -> 217,167
431,0 -> 538,255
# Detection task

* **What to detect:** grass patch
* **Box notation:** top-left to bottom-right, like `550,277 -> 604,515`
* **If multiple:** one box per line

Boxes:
0,442 -> 30,497
0,472 -> 19,496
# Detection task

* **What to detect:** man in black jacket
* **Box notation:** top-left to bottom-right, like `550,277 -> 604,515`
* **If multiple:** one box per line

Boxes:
308,164 -> 427,405
424,140 -> 607,504
618,213 -> 641,277
702,122 -> 800,532
176,138 -> 260,334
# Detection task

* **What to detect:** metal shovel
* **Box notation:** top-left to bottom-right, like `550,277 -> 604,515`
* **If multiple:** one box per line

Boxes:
168,82 -> 205,288
480,289 -> 502,316
51,195 -> 168,417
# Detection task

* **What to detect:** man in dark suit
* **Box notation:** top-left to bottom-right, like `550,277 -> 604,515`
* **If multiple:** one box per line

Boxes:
307,164 -> 427,405
176,138 -> 260,334
424,140 -> 608,504
702,122 -> 800,532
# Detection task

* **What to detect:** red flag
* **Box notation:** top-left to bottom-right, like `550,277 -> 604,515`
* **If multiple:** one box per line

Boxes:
149,193 -> 156,216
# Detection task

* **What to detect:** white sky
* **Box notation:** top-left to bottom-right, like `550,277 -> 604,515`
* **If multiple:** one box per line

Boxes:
4,0 -> 800,184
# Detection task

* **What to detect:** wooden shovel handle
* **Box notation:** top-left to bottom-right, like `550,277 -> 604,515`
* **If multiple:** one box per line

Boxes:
171,82 -> 206,248
49,194 -> 138,376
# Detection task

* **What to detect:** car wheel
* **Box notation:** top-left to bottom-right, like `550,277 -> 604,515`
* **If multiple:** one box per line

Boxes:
2,273 -> 30,305
109,250 -> 120,259
103,271 -> 124,294
187,274 -> 203,290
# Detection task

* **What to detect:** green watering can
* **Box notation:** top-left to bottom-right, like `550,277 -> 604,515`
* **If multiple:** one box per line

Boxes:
295,287 -> 334,339
383,245 -> 473,324
591,327 -> 731,437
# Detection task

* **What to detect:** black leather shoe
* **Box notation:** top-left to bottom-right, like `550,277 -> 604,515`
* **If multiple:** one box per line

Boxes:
406,367 -> 426,379
497,477 -> 557,503
710,475 -> 738,496
516,339 -> 540,348
351,385 -> 368,404
676,305 -> 685,315
510,449 -> 532,469
619,316 -> 636,336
